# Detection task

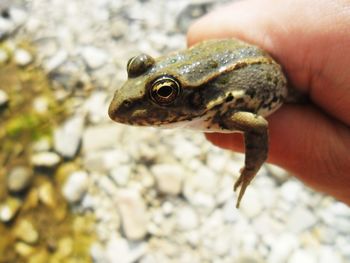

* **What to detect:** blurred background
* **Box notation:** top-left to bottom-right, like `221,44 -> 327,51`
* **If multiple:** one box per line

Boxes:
0,0 -> 349,262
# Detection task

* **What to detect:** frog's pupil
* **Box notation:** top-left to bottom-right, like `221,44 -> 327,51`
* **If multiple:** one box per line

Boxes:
157,85 -> 173,98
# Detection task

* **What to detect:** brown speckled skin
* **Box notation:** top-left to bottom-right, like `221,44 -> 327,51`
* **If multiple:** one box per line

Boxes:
108,39 -> 288,208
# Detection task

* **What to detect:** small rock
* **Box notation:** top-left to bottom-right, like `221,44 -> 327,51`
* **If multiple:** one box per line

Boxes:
0,197 -> 21,223
31,137 -> 51,152
288,249 -> 317,263
54,114 -> 85,158
176,206 -> 199,231
318,246 -> 344,263
14,219 -> 39,245
162,201 -> 174,216
82,124 -> 122,152
279,180 -> 303,203
31,151 -> 61,168
176,2 -> 214,32
90,243 -> 105,263
32,96 -> 49,114
38,182 -> 56,207
267,234 -> 298,263
240,187 -> 263,218
106,237 -> 147,263
0,49 -> 9,64
81,46 -> 108,69
183,166 -> 217,209
84,91 -> 109,123
0,17 -> 15,39
56,237 -> 73,258
236,253 -> 265,263
15,242 -> 36,257
109,165 -> 131,187
14,48 -> 33,66
287,206 -> 318,233
7,166 -> 33,193
44,49 -> 68,72
8,8 -> 28,26
265,164 -> 290,184
110,19 -> 128,39
151,163 -> 184,195
117,189 -> 148,240
0,89 -> 9,109
62,170 -> 89,203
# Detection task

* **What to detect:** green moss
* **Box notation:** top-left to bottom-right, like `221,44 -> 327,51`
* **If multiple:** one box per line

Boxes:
0,41 -> 95,263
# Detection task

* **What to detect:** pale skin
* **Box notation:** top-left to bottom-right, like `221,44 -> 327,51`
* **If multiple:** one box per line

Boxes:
187,0 -> 350,205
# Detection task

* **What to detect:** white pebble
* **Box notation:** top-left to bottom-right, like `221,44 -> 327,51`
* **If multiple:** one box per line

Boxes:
14,48 -> 33,66
62,171 -> 89,203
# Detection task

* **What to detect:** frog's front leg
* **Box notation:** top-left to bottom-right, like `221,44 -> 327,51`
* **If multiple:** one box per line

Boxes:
221,111 -> 268,208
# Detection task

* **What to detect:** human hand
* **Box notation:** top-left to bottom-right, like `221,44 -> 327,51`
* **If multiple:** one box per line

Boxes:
187,0 -> 350,205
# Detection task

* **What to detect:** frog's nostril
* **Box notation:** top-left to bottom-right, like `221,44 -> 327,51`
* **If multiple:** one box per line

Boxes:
122,100 -> 132,108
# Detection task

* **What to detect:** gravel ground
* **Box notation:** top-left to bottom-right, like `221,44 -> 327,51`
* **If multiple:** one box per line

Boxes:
1,0 -> 349,262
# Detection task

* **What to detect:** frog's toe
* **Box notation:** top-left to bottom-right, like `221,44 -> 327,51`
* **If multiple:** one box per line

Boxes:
234,167 -> 256,208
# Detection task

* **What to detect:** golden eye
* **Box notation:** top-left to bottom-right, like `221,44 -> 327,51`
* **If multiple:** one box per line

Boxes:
127,54 -> 155,78
150,76 -> 181,105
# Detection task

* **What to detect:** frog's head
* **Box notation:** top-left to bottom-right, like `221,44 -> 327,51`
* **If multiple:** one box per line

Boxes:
108,53 -> 209,127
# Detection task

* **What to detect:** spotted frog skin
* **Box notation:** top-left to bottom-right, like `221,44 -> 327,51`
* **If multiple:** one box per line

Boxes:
108,39 -> 288,208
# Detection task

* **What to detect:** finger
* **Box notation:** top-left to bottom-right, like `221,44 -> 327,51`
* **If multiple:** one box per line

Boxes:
205,104 -> 350,204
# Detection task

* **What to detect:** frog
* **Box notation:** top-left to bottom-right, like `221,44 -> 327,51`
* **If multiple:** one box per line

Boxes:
108,38 -> 288,208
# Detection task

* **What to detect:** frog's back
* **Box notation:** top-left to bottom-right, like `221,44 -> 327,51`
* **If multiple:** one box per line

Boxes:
152,39 -> 271,87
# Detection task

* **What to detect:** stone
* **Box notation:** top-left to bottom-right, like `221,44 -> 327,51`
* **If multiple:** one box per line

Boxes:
265,164 -> 290,184
236,253 -> 265,263
0,49 -> 9,64
0,89 -> 9,109
15,242 -> 36,257
0,17 -> 15,39
62,170 -> 89,203
288,249 -> 317,263
106,237 -> 147,263
14,219 -> 39,245
90,243 -> 105,263
162,201 -> 174,216
84,149 -> 130,172
33,96 -> 49,114
151,163 -> 184,195
31,137 -> 51,152
109,165 -> 131,187
7,166 -> 33,193
222,198 -> 239,223
82,124 -> 122,152
279,180 -> 303,203
110,19 -> 128,39
14,48 -> 33,66
84,91 -> 109,123
267,234 -> 298,263
56,237 -> 73,258
0,197 -> 21,223
44,49 -> 68,72
38,182 -> 56,207
176,206 -> 199,231
183,166 -> 217,209
176,2 -> 214,33
81,46 -> 108,69
117,189 -> 148,240
286,206 -> 318,233
9,8 -> 28,26
240,187 -> 263,218
31,151 -> 61,168
54,114 -> 85,158
318,246 -> 344,263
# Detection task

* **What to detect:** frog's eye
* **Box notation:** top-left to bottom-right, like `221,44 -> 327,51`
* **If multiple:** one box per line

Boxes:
127,54 -> 155,78
149,76 -> 181,105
